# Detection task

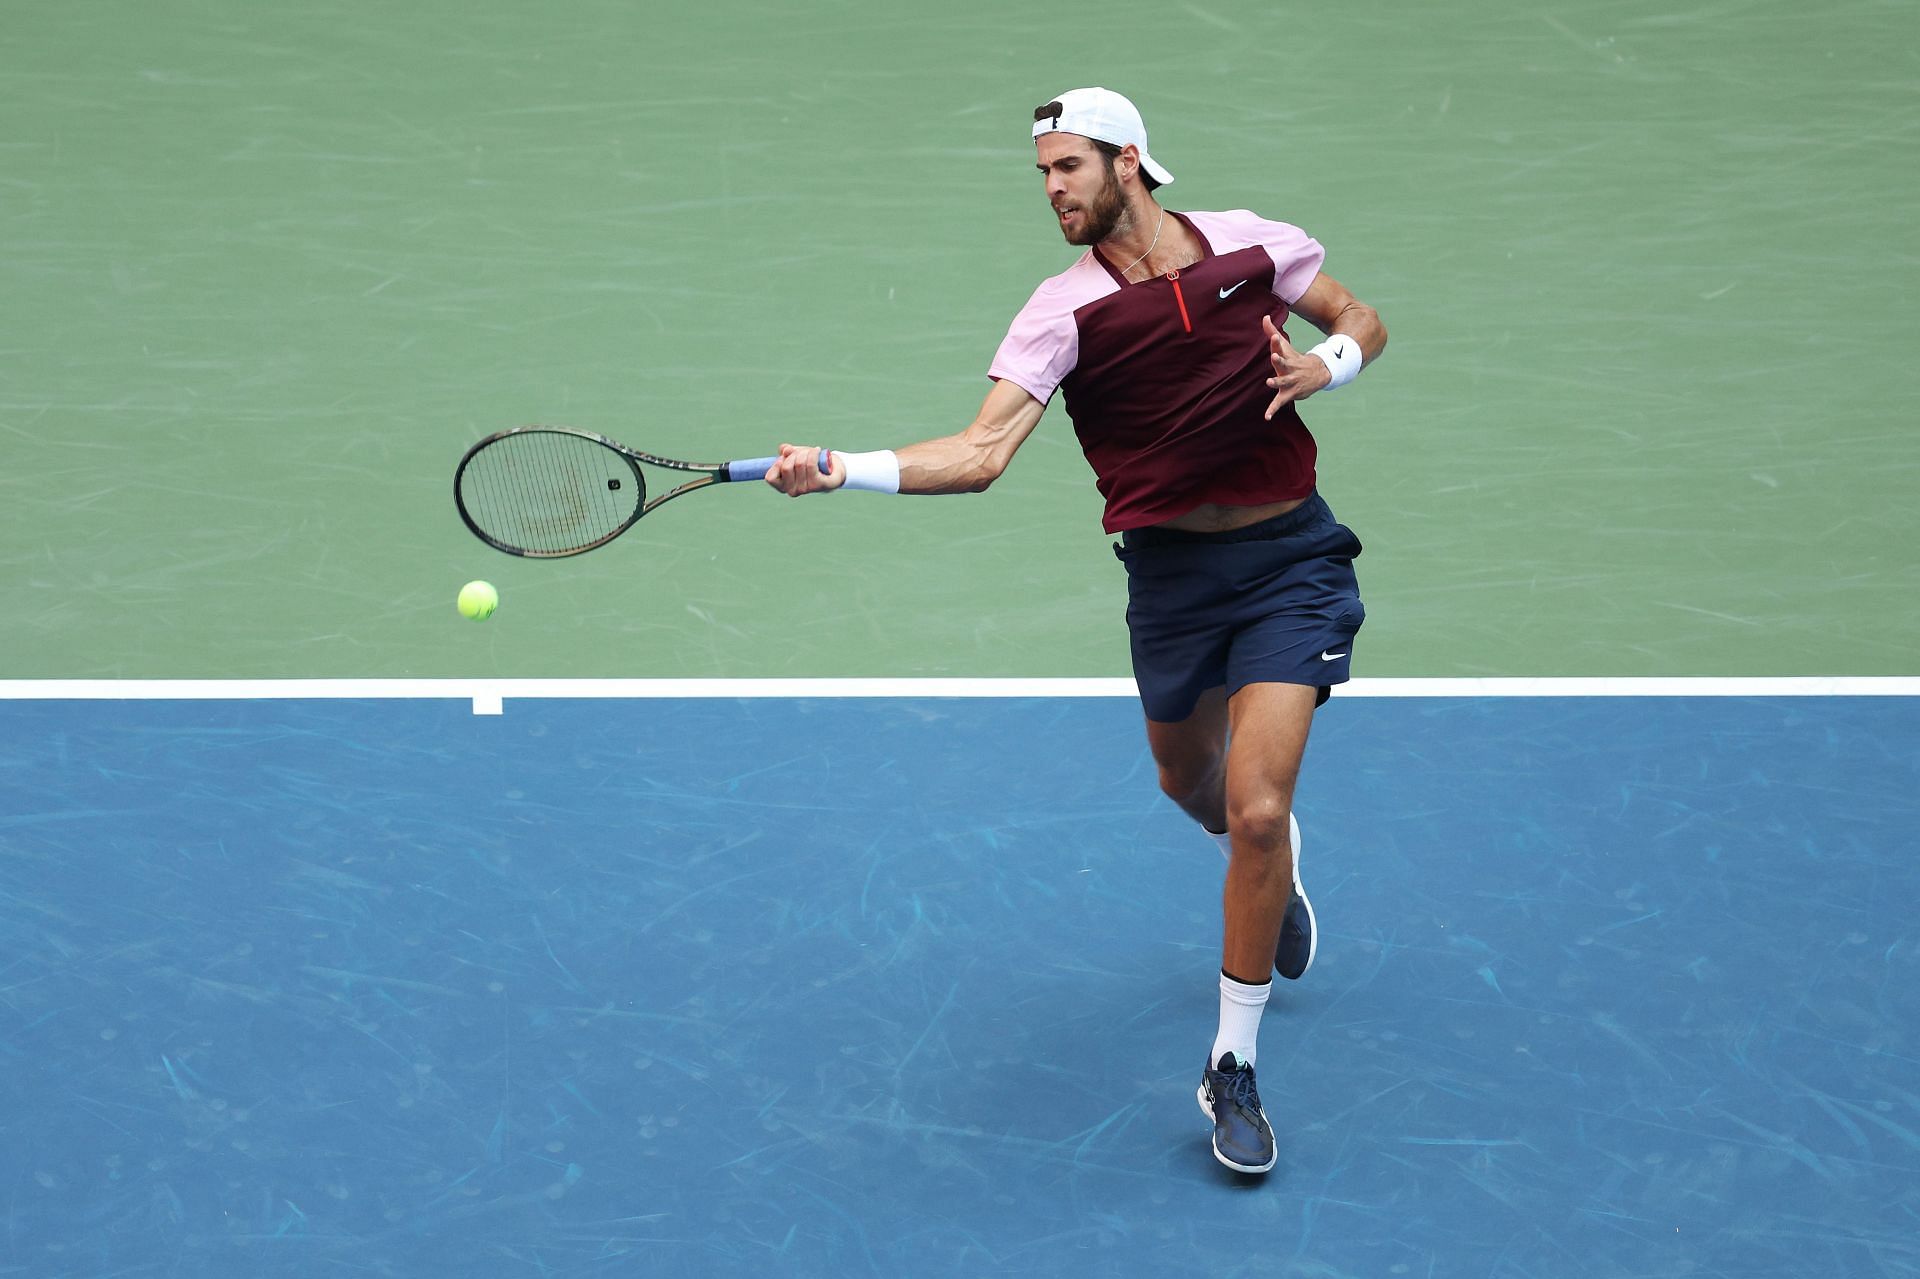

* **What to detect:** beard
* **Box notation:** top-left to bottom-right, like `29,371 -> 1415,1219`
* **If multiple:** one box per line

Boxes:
1057,161 -> 1127,246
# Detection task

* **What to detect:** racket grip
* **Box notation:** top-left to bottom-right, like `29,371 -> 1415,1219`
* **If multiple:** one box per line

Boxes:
726,456 -> 779,481
724,451 -> 835,482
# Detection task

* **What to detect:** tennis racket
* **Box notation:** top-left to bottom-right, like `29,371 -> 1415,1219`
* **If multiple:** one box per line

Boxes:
454,426 -> 828,558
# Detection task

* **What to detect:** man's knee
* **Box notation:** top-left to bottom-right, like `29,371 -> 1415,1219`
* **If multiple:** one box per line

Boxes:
1225,792 -> 1294,857
1156,750 -> 1224,808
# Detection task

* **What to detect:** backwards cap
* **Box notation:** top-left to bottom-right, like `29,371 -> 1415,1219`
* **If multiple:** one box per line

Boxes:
1031,87 -> 1174,186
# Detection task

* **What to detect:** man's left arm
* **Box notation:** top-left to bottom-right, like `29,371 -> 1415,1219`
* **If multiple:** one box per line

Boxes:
1261,272 -> 1388,420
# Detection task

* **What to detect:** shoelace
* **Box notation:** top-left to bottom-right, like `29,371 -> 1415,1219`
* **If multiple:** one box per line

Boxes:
1220,1066 -> 1261,1109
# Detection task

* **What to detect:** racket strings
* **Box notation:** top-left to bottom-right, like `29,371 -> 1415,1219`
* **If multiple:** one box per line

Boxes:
459,431 -> 644,555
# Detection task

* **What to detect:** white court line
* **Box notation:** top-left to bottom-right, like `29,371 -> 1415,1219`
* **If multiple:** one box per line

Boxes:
0,676 -> 1916,715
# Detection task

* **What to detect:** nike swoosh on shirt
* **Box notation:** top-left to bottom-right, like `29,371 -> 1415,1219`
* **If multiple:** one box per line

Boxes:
1218,281 -> 1248,299
1319,651 -> 1347,661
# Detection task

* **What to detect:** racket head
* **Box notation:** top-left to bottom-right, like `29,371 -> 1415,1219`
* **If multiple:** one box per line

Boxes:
455,427 -> 649,558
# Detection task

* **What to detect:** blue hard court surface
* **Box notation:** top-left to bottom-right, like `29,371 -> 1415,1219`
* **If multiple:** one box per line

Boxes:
1,696 -> 1916,1277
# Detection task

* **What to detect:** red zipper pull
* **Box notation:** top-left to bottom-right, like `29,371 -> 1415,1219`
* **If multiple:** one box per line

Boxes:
1166,270 -> 1192,333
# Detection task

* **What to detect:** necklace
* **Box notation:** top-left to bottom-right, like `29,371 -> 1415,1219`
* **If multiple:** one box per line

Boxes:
1112,208 -> 1166,280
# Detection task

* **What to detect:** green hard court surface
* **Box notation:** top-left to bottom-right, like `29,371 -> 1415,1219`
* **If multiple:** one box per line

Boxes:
3,0 -> 1915,681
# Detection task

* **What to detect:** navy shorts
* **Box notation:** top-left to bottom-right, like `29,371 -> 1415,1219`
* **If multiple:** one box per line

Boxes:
1113,492 -> 1365,723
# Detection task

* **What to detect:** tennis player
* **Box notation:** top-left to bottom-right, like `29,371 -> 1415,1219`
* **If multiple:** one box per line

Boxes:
765,87 -> 1386,1175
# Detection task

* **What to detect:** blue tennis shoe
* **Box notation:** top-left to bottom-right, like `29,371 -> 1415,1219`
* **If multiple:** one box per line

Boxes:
1198,1051 -> 1277,1173
1274,812 -> 1316,980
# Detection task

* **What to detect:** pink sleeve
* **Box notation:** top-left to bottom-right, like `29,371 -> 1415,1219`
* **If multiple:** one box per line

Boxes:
1248,215 -> 1324,304
1266,222 -> 1324,303
987,285 -> 1080,405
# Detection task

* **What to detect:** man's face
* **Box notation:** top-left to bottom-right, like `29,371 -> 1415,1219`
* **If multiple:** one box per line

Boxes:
1036,133 -> 1125,246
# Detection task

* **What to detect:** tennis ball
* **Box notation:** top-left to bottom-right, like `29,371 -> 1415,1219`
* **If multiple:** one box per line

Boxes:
457,580 -> 498,621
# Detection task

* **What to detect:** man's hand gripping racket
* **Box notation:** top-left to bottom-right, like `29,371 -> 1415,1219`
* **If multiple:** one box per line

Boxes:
762,444 -> 846,497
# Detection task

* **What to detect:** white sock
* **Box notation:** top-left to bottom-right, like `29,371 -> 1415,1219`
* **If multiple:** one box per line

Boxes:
1211,971 -> 1271,1069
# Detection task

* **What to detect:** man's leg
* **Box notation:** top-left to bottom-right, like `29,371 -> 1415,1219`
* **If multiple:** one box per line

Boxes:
1219,682 -> 1316,984
1142,681 -> 1312,961
1142,685 -> 1230,834
1194,681 -> 1317,1174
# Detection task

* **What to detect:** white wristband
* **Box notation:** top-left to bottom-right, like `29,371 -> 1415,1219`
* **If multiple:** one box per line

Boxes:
833,449 -> 901,494
1307,334 -> 1364,392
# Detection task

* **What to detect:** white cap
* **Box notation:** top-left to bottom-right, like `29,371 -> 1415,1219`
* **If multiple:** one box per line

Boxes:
1032,87 -> 1174,186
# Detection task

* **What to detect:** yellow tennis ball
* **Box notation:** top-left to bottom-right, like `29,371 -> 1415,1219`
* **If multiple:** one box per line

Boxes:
457,580 -> 498,621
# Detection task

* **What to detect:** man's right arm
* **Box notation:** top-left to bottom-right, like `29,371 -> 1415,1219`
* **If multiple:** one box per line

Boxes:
764,378 -> 1048,496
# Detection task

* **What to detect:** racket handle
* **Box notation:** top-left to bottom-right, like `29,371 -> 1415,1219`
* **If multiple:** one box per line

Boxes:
724,451 -> 835,483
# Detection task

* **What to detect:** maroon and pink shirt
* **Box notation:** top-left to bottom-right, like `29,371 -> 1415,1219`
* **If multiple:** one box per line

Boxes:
988,209 -> 1326,533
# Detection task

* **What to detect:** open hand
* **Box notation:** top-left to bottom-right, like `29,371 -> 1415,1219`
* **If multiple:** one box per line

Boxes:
1262,315 -> 1331,419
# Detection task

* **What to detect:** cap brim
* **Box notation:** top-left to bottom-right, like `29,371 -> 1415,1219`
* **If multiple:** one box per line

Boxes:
1139,151 -> 1174,185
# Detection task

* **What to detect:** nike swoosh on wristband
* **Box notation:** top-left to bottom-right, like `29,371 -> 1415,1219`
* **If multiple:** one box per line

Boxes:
1218,280 -> 1248,299
1319,651 -> 1347,661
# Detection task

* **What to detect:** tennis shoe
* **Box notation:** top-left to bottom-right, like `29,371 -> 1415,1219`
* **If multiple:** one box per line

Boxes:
1274,812 -> 1316,980
1197,1052 -> 1276,1173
